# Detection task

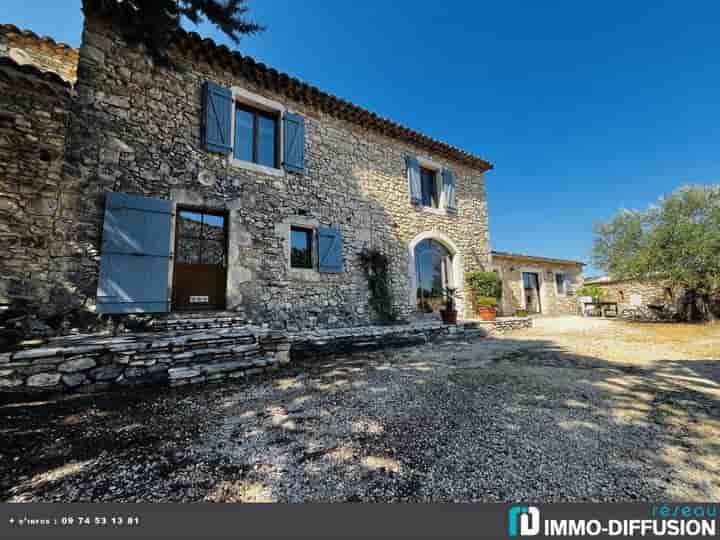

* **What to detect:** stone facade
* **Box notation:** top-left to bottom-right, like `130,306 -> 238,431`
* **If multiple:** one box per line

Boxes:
0,53 -> 80,315
55,14 -> 491,329
490,251 -> 584,316
583,277 -> 675,316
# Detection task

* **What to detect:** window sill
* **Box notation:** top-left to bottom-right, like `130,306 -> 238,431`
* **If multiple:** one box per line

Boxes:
415,204 -> 454,217
228,157 -> 285,177
288,267 -> 320,281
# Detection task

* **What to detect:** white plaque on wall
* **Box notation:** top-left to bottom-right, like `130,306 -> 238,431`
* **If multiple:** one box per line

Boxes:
630,294 -> 642,306
189,296 -> 209,304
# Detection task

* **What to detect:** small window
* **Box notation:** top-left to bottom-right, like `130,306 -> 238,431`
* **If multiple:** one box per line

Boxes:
176,210 -> 226,265
555,273 -> 566,295
664,287 -> 673,300
234,103 -> 279,168
420,167 -> 439,208
619,290 -> 625,301
290,227 -> 313,269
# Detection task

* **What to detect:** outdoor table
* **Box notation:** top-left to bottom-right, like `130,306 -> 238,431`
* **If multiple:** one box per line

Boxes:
583,301 -> 618,318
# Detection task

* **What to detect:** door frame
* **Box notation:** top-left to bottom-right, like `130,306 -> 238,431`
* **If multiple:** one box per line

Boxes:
519,267 -> 544,313
171,204 -> 229,311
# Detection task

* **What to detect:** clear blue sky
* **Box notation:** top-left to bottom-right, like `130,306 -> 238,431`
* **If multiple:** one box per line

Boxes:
3,1 -> 720,275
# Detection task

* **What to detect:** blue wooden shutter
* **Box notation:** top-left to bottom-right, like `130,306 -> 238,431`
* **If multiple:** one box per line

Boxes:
96,192 -> 173,314
318,226 -> 343,273
283,112 -> 305,173
406,157 -> 421,204
442,167 -> 457,213
202,81 -> 232,154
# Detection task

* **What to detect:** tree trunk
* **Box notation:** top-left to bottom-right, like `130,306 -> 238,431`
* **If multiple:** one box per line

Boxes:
699,294 -> 718,323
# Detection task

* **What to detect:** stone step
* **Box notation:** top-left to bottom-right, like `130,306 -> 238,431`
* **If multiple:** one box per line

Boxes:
149,315 -> 249,332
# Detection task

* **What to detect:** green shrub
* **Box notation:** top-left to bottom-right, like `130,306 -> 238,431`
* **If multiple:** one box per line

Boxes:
476,296 -> 499,307
466,271 -> 502,306
358,248 -> 397,322
515,309 -> 529,317
578,285 -> 606,300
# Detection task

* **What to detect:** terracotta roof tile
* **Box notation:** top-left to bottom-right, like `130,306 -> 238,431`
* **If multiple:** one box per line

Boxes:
172,29 -> 493,172
491,250 -> 585,266
0,56 -> 73,92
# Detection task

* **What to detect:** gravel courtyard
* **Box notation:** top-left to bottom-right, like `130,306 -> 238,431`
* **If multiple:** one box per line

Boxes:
2,317 -> 718,502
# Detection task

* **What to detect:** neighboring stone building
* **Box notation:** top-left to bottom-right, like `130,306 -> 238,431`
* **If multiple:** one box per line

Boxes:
490,251 -> 584,316
583,276 -> 675,315
1,12 -> 494,330
0,26 -> 78,316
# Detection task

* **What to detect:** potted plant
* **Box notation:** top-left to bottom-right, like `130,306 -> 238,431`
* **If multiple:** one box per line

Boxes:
476,296 -> 498,321
466,271 -> 502,321
440,287 -> 458,325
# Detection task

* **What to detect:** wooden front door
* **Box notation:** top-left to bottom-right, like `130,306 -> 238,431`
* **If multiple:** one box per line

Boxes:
172,208 -> 227,310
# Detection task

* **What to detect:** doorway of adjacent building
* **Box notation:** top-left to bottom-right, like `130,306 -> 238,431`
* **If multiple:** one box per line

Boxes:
172,208 -> 227,310
522,271 -> 542,314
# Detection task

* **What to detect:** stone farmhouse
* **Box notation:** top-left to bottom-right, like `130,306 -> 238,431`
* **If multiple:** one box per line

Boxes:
0,10 -> 584,334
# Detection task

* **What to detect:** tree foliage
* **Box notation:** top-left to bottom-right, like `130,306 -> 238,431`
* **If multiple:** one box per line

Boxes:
591,185 -> 720,320
465,271 -> 502,299
83,0 -> 264,63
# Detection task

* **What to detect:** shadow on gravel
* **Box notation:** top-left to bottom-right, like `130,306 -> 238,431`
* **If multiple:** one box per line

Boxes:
1,337 -> 718,501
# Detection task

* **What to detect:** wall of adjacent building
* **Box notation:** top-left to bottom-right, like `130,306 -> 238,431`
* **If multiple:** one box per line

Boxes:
0,25 -> 78,83
584,278 -> 675,314
0,50 -> 81,316
58,14 -> 491,329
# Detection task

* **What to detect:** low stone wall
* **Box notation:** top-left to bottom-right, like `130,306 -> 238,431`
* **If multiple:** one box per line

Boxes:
289,317 -> 532,359
0,327 -> 289,394
0,317 -> 531,394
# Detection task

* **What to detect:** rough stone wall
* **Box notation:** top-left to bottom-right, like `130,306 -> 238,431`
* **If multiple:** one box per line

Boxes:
584,279 -> 675,314
0,25 -> 78,83
491,257 -> 583,316
63,15 -> 491,329
0,59 -> 83,316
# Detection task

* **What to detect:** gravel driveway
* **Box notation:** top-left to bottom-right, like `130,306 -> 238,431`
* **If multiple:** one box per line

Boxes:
2,317 -> 718,502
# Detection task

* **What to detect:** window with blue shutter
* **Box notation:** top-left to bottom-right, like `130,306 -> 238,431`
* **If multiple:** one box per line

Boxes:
442,167 -> 457,213
406,157 -> 422,204
96,192 -> 173,314
202,81 -> 232,154
283,112 -> 305,173
318,226 -> 343,273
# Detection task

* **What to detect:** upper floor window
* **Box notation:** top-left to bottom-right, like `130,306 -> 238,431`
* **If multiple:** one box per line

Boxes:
420,167 -> 439,208
234,104 -> 279,168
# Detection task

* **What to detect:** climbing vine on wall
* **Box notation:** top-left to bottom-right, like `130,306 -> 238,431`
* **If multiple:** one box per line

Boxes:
358,248 -> 397,322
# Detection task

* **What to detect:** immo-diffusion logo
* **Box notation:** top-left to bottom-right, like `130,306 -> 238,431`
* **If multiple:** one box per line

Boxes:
508,506 -> 541,537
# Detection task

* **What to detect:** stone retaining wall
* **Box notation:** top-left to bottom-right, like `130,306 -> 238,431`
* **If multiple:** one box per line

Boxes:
0,318 -> 531,394
0,327 -> 289,393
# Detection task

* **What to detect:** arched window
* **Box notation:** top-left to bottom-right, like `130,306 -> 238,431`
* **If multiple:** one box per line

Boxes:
414,239 -> 453,313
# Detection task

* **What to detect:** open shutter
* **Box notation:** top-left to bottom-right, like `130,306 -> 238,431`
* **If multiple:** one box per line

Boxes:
406,157 -> 421,204
283,112 -> 305,173
202,81 -> 232,154
96,192 -> 172,314
442,167 -> 457,213
318,226 -> 343,273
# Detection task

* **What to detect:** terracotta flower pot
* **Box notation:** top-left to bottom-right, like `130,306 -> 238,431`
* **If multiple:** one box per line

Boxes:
477,306 -> 497,321
440,309 -> 458,325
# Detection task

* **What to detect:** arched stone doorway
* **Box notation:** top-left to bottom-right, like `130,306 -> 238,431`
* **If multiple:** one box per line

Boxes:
408,232 -> 463,315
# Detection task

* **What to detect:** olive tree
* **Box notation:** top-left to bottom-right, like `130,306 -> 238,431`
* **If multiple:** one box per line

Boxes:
591,185 -> 720,321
